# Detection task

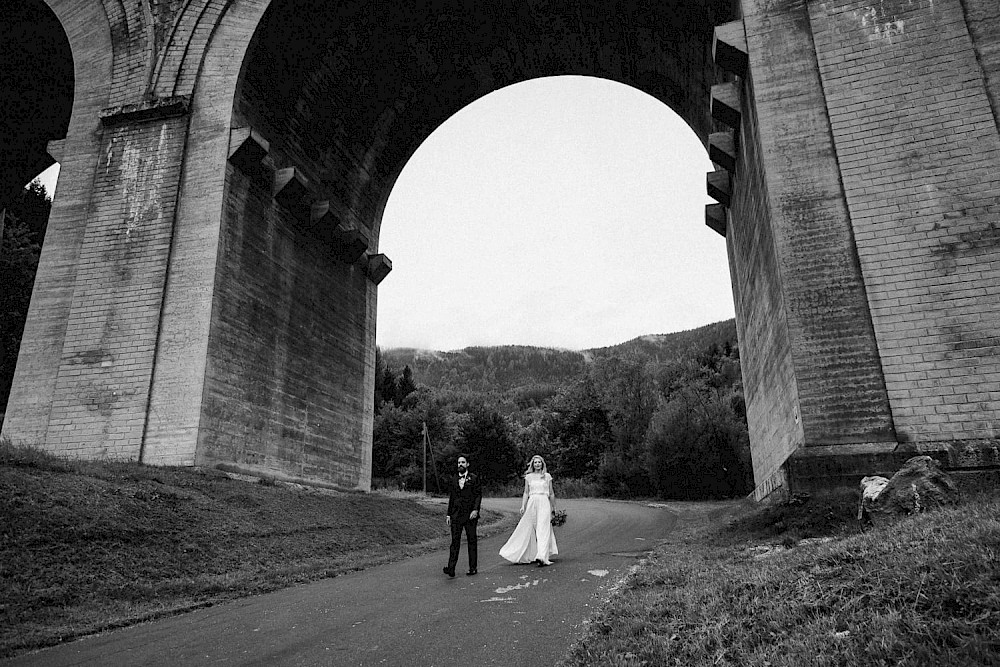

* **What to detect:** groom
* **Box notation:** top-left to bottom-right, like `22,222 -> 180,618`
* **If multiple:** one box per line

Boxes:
444,454 -> 482,577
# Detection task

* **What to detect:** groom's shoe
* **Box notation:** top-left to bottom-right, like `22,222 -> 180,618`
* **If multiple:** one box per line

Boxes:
443,567 -> 455,578
466,569 -> 477,576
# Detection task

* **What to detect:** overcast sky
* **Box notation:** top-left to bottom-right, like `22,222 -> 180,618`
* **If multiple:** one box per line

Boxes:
376,75 -> 734,351
34,75 -> 735,353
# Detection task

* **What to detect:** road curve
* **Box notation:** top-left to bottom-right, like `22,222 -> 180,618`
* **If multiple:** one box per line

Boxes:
8,498 -> 679,667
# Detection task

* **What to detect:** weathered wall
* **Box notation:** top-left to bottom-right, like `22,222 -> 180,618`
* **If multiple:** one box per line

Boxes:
720,0 -> 1000,495
196,158 -> 373,488
807,0 -> 1000,462
43,110 -> 190,458
726,69 -> 802,498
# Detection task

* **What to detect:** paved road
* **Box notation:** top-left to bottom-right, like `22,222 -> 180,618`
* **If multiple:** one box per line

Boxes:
8,498 -> 679,667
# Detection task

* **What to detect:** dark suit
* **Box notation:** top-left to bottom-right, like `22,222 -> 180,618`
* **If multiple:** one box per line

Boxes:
446,472 -> 483,573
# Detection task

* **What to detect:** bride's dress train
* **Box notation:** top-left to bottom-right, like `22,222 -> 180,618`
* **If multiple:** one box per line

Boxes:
499,474 -> 557,564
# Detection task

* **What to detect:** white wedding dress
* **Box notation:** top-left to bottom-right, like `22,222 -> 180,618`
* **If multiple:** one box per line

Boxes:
499,473 -> 558,564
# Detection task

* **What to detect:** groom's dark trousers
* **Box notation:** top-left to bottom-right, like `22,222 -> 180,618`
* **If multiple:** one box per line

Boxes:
446,472 -> 482,573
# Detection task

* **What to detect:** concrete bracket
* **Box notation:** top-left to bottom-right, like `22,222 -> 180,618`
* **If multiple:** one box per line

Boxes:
705,203 -> 727,236
228,127 -> 269,170
46,139 -> 66,163
711,83 -> 741,129
714,20 -> 748,77
273,167 -> 310,211
332,226 -> 370,264
365,253 -> 393,284
309,200 -> 338,230
99,95 -> 191,126
707,170 -> 732,206
709,131 -> 737,173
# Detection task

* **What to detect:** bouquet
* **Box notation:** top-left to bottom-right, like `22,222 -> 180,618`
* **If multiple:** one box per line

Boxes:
551,509 -> 567,527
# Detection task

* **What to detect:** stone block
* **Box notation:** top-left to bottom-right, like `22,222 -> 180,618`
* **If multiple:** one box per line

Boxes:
273,167 -> 310,213
706,203 -> 727,236
707,170 -> 731,206
711,82 -> 741,129
714,20 -> 748,77
228,127 -> 269,170
366,253 -> 392,284
99,96 -> 190,126
709,132 -> 736,173
46,139 -> 66,163
309,200 -> 336,231
332,226 -> 370,264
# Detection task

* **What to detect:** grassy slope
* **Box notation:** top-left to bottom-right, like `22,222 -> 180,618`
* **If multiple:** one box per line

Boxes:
7,442 -> 1000,665
561,490 -> 1000,667
0,444 -> 513,659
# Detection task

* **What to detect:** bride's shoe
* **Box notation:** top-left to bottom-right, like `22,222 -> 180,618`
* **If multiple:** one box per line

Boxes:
537,560 -> 552,567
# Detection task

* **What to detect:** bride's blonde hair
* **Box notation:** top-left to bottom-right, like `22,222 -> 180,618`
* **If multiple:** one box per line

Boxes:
523,455 -> 547,477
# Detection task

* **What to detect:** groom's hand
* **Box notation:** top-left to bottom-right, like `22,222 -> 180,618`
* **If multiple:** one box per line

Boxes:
469,510 -> 479,520
445,515 -> 451,526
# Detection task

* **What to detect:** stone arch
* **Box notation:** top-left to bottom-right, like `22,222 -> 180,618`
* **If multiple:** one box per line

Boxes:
0,0 -> 74,207
174,0 -> 737,488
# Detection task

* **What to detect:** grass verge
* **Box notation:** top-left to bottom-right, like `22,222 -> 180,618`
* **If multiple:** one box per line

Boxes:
0,442 -> 514,659
560,489 -> 1000,666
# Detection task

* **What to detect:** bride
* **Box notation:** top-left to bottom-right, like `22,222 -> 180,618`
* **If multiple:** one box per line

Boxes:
499,455 -> 558,567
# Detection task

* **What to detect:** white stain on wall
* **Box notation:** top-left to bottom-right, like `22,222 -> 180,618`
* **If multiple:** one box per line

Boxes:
852,0 -> 933,43
118,125 -> 166,239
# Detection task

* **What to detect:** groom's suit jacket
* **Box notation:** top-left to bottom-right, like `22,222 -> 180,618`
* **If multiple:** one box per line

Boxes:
447,472 -> 483,521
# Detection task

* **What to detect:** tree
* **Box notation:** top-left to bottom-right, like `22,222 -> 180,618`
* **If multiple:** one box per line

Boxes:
644,344 -> 752,500
373,348 -> 398,413
589,356 -> 657,455
1,180 -> 50,413
371,388 -> 457,491
453,405 -> 521,488
544,377 -> 612,479
397,365 -> 417,403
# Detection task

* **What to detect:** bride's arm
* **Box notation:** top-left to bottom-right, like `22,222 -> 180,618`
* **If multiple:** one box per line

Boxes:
520,477 -> 528,514
548,474 -> 556,511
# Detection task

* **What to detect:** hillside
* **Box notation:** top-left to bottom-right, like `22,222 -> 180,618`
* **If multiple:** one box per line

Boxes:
382,318 -> 737,392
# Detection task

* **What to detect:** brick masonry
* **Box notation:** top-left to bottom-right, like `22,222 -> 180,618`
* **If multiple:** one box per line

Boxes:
43,112 -> 189,459
728,0 -> 1000,496
808,0 -> 1000,449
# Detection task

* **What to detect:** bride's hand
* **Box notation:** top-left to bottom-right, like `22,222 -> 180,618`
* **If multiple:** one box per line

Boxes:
519,506 -> 525,514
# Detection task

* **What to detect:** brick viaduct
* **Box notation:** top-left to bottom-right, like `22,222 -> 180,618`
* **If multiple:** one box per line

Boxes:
2,0 -> 999,498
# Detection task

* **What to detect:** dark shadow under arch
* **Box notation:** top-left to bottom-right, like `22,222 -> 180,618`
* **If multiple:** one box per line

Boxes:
0,0 -> 74,209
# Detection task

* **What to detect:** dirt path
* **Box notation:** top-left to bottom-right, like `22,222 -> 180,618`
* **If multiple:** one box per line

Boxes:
7,499 -> 681,667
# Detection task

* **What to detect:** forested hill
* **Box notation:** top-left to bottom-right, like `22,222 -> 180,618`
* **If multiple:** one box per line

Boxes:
382,318 -> 737,392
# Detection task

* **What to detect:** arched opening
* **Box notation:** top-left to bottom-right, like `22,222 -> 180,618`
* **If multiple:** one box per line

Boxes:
0,0 -> 73,211
377,75 -> 733,351
201,0 -> 739,488
0,0 -> 71,419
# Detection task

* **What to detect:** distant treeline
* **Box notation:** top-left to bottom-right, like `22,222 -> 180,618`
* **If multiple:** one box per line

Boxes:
374,319 -> 752,500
